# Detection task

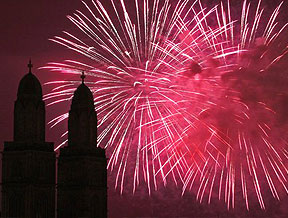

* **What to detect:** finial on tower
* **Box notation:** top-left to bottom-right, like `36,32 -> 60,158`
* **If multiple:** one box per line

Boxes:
81,71 -> 86,84
28,59 -> 33,74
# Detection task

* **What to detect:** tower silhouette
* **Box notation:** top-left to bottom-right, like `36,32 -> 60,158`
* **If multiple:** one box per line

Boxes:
2,60 -> 56,217
57,72 -> 107,218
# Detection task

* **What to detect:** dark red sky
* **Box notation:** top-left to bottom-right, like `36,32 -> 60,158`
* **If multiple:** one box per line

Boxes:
1,0 -> 288,217
0,0 -> 83,145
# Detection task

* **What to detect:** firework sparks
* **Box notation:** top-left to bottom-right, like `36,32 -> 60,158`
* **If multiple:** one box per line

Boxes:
168,0 -> 288,210
43,0 -> 288,209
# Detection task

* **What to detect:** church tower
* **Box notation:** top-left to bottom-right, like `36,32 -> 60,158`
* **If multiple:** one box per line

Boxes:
2,60 -> 56,217
57,72 -> 107,218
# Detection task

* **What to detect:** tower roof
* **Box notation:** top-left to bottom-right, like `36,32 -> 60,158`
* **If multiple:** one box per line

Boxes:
17,60 -> 42,99
71,72 -> 94,110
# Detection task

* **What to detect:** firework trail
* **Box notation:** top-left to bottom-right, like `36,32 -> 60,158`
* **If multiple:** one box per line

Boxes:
43,0 -> 288,209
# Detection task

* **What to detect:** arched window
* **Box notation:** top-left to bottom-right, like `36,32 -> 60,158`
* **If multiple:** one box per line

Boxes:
36,194 -> 48,218
11,160 -> 23,180
8,194 -> 24,217
90,194 -> 101,218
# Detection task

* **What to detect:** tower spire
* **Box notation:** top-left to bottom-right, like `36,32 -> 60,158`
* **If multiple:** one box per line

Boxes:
2,61 -> 56,217
81,71 -> 85,84
28,59 -> 33,74
58,67 -> 106,218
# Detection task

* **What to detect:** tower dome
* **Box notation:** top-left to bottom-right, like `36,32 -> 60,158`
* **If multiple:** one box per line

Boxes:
14,60 -> 45,142
68,72 -> 97,148
17,60 -> 42,99
71,83 -> 94,110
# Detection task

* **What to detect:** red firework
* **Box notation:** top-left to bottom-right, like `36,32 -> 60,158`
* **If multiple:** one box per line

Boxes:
42,0 -> 288,209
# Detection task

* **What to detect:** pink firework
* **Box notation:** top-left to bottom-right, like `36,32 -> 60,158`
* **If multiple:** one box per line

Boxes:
162,0 -> 288,210
44,0 -> 203,194
43,0 -> 288,209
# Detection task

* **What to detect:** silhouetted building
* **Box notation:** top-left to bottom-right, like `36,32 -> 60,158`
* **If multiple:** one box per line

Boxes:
2,61 -> 56,217
57,72 -> 107,217
2,62 -> 107,218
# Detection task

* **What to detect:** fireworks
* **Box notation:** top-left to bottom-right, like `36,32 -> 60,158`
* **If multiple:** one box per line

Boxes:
43,0 -> 288,210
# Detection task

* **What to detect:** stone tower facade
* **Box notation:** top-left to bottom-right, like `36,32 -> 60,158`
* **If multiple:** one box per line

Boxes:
2,61 -> 56,217
57,73 -> 107,218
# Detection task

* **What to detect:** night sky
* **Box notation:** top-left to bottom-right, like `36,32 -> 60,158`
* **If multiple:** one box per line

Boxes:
1,0 -> 288,217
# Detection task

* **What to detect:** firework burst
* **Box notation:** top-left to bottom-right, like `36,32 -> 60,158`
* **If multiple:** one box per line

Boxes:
166,0 -> 288,210
43,0 -> 288,209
